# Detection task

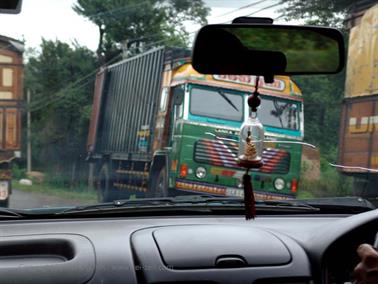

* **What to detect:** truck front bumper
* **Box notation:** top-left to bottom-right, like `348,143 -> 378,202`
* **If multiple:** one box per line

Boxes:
175,178 -> 295,201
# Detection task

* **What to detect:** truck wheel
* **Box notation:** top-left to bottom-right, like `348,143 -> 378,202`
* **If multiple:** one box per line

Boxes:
153,167 -> 168,198
97,164 -> 118,203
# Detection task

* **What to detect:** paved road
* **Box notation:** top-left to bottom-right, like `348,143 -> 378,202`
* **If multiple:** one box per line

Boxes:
9,189 -> 92,209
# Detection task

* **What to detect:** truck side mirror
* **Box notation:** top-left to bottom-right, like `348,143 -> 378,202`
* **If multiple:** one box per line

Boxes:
173,87 -> 184,105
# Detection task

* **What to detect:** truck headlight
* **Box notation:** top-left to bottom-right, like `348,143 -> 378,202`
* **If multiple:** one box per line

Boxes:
195,167 -> 206,179
274,178 -> 285,191
237,179 -> 243,188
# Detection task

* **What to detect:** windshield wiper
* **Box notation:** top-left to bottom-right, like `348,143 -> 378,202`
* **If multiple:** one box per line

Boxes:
217,89 -> 239,112
55,195 -> 319,216
17,196 -> 371,217
0,208 -> 29,219
297,197 -> 375,213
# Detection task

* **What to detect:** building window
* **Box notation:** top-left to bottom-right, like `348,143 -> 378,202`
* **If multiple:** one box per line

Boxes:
0,92 -> 12,99
0,55 -> 12,64
2,68 -> 13,87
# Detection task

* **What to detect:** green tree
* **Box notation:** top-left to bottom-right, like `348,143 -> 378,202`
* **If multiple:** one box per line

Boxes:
293,72 -> 345,156
73,0 -> 210,61
278,0 -> 355,26
277,0 -> 351,162
25,39 -> 97,187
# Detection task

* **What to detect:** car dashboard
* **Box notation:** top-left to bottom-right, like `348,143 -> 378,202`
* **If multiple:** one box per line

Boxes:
0,211 -> 378,284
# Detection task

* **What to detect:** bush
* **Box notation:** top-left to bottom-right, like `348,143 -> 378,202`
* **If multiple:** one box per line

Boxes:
12,163 -> 26,180
299,162 -> 353,198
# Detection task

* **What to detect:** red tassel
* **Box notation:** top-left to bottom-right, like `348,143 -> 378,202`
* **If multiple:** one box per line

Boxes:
243,172 -> 256,220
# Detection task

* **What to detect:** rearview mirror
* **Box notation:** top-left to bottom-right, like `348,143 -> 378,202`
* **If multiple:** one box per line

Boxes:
192,24 -> 345,76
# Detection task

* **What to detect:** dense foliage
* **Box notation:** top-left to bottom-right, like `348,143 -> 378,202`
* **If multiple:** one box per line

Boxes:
24,40 -> 97,186
277,0 -> 352,160
279,0 -> 355,27
73,0 -> 209,61
294,73 -> 345,160
23,0 -> 209,187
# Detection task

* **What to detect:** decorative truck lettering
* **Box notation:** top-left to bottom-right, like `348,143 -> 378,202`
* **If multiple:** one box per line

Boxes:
349,116 -> 378,133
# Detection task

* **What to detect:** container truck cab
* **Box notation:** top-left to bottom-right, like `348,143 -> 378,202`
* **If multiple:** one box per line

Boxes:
87,47 -> 304,202
154,63 -> 304,200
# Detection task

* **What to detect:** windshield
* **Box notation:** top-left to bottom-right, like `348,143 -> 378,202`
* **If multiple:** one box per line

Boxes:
0,0 -> 375,212
258,97 -> 300,131
190,87 -> 244,122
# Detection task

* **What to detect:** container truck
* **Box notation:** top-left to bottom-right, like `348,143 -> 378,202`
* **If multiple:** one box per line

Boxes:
338,4 -> 378,197
0,35 -> 23,207
87,47 -> 304,202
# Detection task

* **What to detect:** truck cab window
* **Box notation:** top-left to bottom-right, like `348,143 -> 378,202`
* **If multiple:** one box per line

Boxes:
190,87 -> 243,122
257,98 -> 300,130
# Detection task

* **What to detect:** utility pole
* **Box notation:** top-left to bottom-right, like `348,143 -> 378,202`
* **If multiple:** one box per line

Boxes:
26,89 -> 31,173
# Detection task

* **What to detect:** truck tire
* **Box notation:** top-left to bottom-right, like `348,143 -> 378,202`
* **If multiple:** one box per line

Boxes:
151,167 -> 168,198
97,164 -> 118,203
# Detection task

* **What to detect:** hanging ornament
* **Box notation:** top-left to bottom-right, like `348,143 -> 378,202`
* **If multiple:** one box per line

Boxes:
237,76 -> 265,220
237,115 -> 264,168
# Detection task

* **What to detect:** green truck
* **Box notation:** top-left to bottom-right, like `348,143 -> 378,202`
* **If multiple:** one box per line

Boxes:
87,47 -> 304,202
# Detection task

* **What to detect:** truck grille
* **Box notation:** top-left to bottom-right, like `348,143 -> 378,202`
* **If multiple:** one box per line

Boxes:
194,139 -> 290,174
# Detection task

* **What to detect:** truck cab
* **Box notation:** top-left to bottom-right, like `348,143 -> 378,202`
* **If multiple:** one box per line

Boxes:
153,63 -> 304,200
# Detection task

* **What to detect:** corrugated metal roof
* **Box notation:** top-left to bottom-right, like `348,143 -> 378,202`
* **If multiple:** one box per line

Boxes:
0,35 -> 24,53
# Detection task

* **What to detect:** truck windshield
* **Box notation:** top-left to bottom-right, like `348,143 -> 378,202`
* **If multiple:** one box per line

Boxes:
190,87 -> 243,122
258,97 -> 301,131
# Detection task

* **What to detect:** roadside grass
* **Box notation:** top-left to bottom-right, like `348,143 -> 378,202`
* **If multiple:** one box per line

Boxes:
298,160 -> 353,199
14,180 -> 98,203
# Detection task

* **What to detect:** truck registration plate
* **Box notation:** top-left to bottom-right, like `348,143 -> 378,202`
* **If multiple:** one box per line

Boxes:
0,182 -> 9,200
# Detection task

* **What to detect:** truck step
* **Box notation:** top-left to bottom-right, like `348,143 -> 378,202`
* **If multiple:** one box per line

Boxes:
113,182 -> 147,193
116,169 -> 149,177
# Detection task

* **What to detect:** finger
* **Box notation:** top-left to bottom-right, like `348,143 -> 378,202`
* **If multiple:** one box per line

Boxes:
357,244 -> 378,270
354,262 -> 365,282
357,244 -> 378,259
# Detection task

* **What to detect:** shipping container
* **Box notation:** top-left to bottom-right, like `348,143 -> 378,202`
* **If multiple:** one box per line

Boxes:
339,95 -> 378,172
338,4 -> 378,198
88,47 -> 189,159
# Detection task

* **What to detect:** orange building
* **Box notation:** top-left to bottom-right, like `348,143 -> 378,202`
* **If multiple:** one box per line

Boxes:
0,35 -> 23,157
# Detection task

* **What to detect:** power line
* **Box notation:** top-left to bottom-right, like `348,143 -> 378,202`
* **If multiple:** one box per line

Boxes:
77,1 -> 149,20
30,78 -> 95,112
28,53 -> 122,111
245,1 -> 282,17
28,1 -> 286,111
213,0 -> 270,19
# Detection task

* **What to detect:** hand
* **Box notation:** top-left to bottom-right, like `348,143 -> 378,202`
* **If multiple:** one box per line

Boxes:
354,244 -> 378,284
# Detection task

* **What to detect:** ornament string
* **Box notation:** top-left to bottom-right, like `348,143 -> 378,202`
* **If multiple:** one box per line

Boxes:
242,76 -> 263,220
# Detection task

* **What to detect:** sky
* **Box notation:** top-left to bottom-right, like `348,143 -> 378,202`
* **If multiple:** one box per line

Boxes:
0,0 -> 288,52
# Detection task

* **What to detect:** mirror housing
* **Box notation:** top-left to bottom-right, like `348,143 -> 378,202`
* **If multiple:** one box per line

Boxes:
173,86 -> 184,105
192,24 -> 345,76
0,0 -> 22,14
